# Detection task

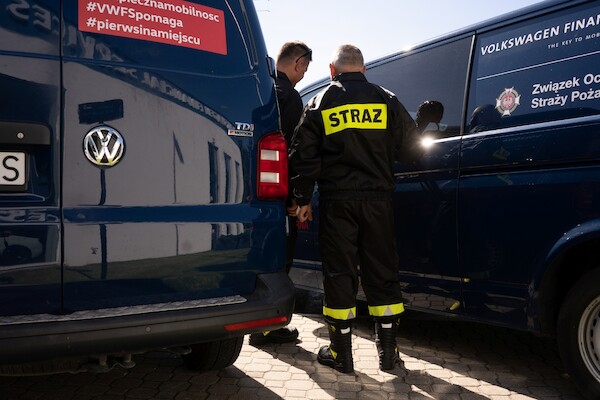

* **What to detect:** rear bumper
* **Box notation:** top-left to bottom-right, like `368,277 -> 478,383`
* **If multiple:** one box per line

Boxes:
0,272 -> 295,364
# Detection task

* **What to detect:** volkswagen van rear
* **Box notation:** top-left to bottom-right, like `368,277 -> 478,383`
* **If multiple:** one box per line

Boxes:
0,0 -> 293,373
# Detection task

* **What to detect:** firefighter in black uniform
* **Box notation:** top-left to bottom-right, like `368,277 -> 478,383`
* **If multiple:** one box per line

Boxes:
289,44 -> 418,372
250,41 -> 312,345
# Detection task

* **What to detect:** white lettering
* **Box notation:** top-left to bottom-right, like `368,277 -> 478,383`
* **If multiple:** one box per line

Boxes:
571,89 -> 600,102
531,77 -> 580,95
116,0 -> 221,22
564,13 -> 600,33
481,26 -> 559,56
584,73 -> 600,85
531,95 -> 568,109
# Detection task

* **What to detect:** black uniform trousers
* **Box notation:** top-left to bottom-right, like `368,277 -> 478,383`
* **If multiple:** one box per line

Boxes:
319,196 -> 405,321
286,214 -> 298,274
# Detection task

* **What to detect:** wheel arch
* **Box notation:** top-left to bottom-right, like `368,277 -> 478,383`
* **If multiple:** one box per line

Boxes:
534,219 -> 600,336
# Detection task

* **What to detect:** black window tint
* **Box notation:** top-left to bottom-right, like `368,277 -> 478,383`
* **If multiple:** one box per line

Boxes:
467,2 -> 600,133
208,142 -> 218,203
301,85 -> 326,105
224,153 -> 232,203
366,37 -> 472,138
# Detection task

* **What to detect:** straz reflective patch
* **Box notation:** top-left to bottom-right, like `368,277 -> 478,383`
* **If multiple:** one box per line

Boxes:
78,0 -> 227,54
321,104 -> 387,135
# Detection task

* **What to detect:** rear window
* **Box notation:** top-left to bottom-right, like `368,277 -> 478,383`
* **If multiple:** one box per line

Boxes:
64,0 -> 255,74
301,84 -> 326,105
467,1 -> 600,133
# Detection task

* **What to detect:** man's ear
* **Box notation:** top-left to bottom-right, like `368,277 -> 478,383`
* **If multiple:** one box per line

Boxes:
361,65 -> 366,74
329,63 -> 336,78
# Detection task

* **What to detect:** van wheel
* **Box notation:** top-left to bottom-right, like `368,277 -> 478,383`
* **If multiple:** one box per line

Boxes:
182,336 -> 243,373
557,268 -> 600,400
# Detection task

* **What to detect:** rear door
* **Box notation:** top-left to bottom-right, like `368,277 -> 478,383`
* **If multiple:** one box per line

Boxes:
290,86 -> 328,292
60,0 -> 282,311
0,0 -> 62,317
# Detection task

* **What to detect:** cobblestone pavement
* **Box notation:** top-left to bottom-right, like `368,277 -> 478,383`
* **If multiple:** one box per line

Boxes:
0,310 -> 585,400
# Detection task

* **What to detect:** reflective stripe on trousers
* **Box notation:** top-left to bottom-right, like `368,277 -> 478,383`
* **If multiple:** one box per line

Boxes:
368,303 -> 405,317
323,306 -> 357,321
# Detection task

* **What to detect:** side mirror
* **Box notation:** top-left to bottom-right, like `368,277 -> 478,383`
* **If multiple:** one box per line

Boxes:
415,100 -> 444,133
421,122 -> 440,135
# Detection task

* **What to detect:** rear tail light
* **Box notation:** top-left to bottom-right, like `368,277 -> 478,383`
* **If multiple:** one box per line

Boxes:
224,315 -> 288,332
257,132 -> 288,200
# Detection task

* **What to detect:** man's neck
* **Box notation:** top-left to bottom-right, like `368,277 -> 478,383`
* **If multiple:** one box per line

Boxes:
277,68 -> 297,87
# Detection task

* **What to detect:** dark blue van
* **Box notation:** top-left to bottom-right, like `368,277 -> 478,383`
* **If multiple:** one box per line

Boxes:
0,0 -> 293,374
294,0 -> 600,397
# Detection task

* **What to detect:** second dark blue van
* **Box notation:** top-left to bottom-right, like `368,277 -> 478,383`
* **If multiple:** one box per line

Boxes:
294,0 -> 600,398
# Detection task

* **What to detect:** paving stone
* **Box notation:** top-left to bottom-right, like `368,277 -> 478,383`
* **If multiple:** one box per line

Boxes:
448,376 -> 481,387
74,384 -> 109,396
478,384 -> 513,396
333,381 -> 363,392
284,378 -> 315,390
123,387 -> 158,399
359,391 -> 388,400
0,314 -> 587,400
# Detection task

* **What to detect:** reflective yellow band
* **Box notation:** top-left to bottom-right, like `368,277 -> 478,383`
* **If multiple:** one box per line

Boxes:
321,103 -> 387,135
323,306 -> 357,320
368,303 -> 405,317
330,348 -> 338,359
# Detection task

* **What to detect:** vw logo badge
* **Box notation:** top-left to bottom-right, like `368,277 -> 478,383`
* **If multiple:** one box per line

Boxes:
83,125 -> 125,167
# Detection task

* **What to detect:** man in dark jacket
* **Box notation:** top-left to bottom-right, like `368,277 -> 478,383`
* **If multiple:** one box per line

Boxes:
249,41 -> 311,345
289,44 -> 418,372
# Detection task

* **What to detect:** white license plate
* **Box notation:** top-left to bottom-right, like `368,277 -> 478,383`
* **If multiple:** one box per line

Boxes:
0,152 -> 26,186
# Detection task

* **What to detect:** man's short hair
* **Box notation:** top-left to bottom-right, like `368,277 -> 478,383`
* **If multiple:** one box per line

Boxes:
277,41 -> 312,64
331,44 -> 364,71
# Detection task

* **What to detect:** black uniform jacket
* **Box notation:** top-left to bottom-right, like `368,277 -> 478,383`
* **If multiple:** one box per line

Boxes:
276,71 -> 303,145
289,72 -> 417,206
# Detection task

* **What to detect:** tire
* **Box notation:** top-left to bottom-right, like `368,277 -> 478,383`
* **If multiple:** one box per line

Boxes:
182,336 -> 244,373
557,268 -> 600,400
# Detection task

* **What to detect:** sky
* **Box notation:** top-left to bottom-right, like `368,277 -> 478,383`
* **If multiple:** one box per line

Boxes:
255,0 -> 548,90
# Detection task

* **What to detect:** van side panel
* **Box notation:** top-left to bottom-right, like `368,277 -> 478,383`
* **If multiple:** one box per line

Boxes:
461,1 -> 600,328
366,37 -> 473,313
0,0 -> 62,316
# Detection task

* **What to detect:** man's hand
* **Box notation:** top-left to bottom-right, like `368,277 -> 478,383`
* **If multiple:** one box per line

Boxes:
286,199 -> 298,217
297,204 -> 313,222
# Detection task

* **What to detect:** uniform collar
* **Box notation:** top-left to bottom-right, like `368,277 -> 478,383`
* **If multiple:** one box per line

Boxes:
277,70 -> 292,84
333,72 -> 367,82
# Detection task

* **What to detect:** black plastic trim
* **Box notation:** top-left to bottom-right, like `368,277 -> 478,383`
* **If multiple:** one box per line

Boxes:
0,272 -> 295,364
0,122 -> 51,145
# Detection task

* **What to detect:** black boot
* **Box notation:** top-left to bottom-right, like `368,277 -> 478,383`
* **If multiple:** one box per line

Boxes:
249,327 -> 299,345
317,319 -> 353,373
375,317 -> 400,371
